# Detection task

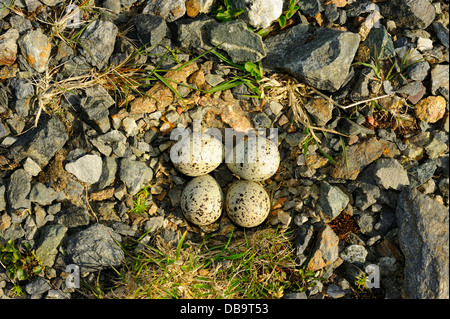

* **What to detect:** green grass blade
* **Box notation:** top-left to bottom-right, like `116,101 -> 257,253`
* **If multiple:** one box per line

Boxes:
153,71 -> 186,106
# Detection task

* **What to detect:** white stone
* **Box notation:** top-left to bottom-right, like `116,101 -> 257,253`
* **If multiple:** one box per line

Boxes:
65,154 -> 103,184
416,37 -> 433,52
24,157 -> 41,176
230,0 -> 283,29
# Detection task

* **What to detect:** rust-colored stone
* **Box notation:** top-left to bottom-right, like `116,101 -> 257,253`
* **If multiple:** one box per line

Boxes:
415,96 -> 446,123
330,137 -> 385,180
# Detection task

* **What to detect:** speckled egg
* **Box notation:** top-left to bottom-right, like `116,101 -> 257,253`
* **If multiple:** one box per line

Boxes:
226,136 -> 280,181
172,132 -> 223,176
225,180 -> 271,228
180,174 -> 224,226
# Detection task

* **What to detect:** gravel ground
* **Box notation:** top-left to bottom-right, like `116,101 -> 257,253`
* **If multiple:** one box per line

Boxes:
0,0 -> 448,299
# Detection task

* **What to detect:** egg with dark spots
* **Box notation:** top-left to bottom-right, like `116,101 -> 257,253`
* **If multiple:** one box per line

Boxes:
180,174 -> 224,226
172,131 -> 224,176
226,136 -> 280,181
225,180 -> 271,228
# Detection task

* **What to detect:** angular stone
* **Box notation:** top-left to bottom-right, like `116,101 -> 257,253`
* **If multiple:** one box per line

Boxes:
229,0 -> 283,29
134,14 -> 167,47
363,25 -> 395,60
432,21 -> 449,49
175,16 -> 218,53
373,158 -> 409,191
297,0 -> 323,17
331,138 -> 385,180
65,223 -> 124,272
18,29 -> 51,73
29,183 -> 58,206
381,0 -> 436,29
57,206 -> 90,228
142,0 -> 186,22
79,20 -> 118,69
340,244 -> 368,265
210,20 -> 266,63
79,85 -> 114,133
431,64 -> 449,97
306,224 -> 339,271
35,224 -> 68,268
415,96 -> 447,123
97,156 -> 118,189
65,154 -> 103,184
8,116 -> 69,168
304,98 -> 334,126
264,27 -> 360,92
0,29 -> 19,66
119,158 -> 153,195
7,169 -> 31,211
317,181 -> 349,221
396,187 -> 449,299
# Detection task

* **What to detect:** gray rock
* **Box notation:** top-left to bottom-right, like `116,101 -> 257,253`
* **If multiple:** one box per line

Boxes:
0,185 -> 6,212
7,169 -> 31,211
79,85 -> 114,133
357,213 -> 375,235
263,23 -> 311,71
297,0 -> 323,17
339,118 -> 375,137
0,29 -> 19,66
65,154 -> 103,184
381,0 -> 435,29
406,61 -> 430,82
318,181 -> 349,221
65,223 -> 124,272
396,187 -> 449,299
104,0 -> 121,13
432,21 -> 449,49
25,277 -> 51,298
252,112 -> 272,129
18,29 -> 51,73
23,158 -> 41,177
425,138 -> 447,159
408,161 -> 437,187
175,16 -> 218,53
79,19 -> 118,69
145,216 -> 165,232
204,73 -> 225,87
431,64 -> 449,96
0,121 -> 9,139
10,78 -> 34,100
327,284 -> 346,299
363,25 -> 395,60
134,14 -> 167,47
340,244 -> 368,265
35,224 -> 68,268
29,183 -> 58,206
8,116 -> 69,168
264,27 -> 360,92
324,4 -> 339,23
9,15 -> 32,35
210,20 -> 266,63
97,156 -> 118,189
229,0 -> 283,29
295,224 -> 314,264
142,0 -> 186,22
373,158 -> 409,191
119,158 -> 154,195
0,223 -> 25,241
57,206 -> 90,228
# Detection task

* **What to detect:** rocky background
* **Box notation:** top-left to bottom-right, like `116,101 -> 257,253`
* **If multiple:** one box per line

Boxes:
0,0 -> 448,299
